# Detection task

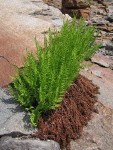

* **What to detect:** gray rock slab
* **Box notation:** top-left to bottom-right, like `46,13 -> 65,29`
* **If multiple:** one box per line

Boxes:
0,88 -> 36,136
0,136 -> 60,150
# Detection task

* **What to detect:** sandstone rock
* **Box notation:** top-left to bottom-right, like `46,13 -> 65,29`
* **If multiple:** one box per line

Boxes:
0,0 -> 66,87
70,102 -> 113,150
62,0 -> 89,9
81,63 -> 113,108
0,137 -> 60,150
70,1 -> 113,146
90,64 -> 113,83
62,0 -> 90,18
91,69 -> 102,77
91,53 -> 113,68
62,7 -> 90,19
43,0 -> 62,9
91,4 -> 107,16
79,9 -> 90,20
97,26 -> 113,32
0,57 -> 17,87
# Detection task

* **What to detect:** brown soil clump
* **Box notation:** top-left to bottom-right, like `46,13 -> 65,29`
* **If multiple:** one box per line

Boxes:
33,75 -> 99,150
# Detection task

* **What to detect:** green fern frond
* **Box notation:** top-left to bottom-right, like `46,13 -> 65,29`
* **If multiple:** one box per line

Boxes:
10,17 -> 99,126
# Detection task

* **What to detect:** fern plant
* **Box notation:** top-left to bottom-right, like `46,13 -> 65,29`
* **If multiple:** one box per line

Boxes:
10,18 -> 99,126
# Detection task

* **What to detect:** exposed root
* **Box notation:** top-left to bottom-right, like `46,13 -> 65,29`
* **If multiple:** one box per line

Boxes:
33,75 -> 99,150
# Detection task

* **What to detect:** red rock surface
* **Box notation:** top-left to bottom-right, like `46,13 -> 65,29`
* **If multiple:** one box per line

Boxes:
43,0 -> 62,9
62,0 -> 89,8
0,23 -> 48,87
91,53 -> 113,68
79,9 -> 90,20
81,61 -> 113,108
90,64 -> 113,83
62,8 -> 90,19
97,26 -> 113,32
0,0 -> 64,87
62,0 -> 90,19
0,57 -> 17,87
71,101 -> 113,150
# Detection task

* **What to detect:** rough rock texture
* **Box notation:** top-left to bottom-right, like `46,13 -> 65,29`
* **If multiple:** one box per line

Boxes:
43,0 -> 62,9
88,0 -> 113,59
0,88 -> 36,135
91,53 -> 113,69
0,0 -> 113,150
70,102 -> 113,150
0,137 -> 60,150
62,0 -> 89,8
73,50 -> 113,150
0,0 -> 68,87
0,87 -> 60,149
74,20 -> 113,148
81,61 -> 113,109
62,8 -> 90,19
62,0 -> 90,19
0,57 -> 17,88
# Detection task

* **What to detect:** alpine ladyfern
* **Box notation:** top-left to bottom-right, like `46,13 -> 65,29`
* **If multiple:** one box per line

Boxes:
10,18 -> 99,126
